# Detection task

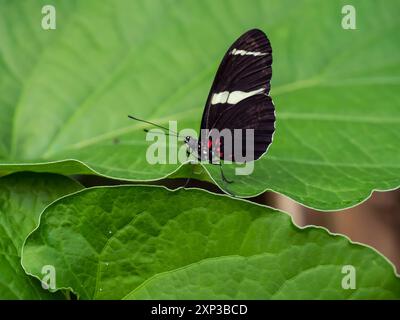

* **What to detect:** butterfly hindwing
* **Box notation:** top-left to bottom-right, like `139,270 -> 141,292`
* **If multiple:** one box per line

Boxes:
204,94 -> 275,162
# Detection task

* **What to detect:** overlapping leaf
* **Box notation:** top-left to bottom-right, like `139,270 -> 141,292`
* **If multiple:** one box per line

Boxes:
22,186 -> 400,299
0,173 -> 82,299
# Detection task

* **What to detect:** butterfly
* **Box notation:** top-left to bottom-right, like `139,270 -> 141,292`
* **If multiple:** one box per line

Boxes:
129,29 -> 275,184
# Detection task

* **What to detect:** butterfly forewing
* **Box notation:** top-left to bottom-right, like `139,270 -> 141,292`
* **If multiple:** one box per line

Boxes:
199,29 -> 275,163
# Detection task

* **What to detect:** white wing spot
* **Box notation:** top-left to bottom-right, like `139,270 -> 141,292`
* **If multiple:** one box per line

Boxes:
211,88 -> 264,105
231,48 -> 268,56
211,91 -> 229,104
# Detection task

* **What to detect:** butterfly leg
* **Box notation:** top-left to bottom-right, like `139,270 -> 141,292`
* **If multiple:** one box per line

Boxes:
219,162 -> 237,196
219,162 -> 233,184
182,167 -> 192,188
221,176 -> 236,197
182,147 -> 195,188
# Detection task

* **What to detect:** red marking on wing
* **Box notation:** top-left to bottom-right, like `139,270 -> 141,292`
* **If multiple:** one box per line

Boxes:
208,137 -> 225,158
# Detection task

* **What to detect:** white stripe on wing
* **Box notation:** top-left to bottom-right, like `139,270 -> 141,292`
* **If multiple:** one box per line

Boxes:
231,48 -> 268,56
211,88 -> 264,105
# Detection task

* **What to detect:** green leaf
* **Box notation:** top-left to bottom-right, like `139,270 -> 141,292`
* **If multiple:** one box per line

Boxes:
22,186 -> 400,299
0,172 -> 82,299
1,0 -> 399,209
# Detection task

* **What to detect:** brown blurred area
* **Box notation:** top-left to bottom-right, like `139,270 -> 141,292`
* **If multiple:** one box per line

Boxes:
269,189 -> 400,274
77,175 -> 400,274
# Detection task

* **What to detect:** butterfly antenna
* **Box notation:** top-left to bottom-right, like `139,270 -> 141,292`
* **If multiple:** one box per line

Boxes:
143,128 -> 183,139
128,115 -> 181,137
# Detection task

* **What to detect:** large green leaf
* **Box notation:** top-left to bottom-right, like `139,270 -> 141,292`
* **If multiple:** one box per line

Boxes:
0,0 -> 399,209
0,172 -> 82,299
22,186 -> 400,299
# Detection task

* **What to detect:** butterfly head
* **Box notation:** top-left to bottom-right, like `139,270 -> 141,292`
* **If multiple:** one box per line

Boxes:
184,136 -> 197,148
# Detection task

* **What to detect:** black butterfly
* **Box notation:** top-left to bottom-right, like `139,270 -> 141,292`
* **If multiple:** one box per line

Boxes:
129,29 -> 275,184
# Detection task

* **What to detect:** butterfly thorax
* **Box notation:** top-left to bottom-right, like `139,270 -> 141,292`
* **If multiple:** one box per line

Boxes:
185,136 -> 198,154
185,135 -> 222,163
